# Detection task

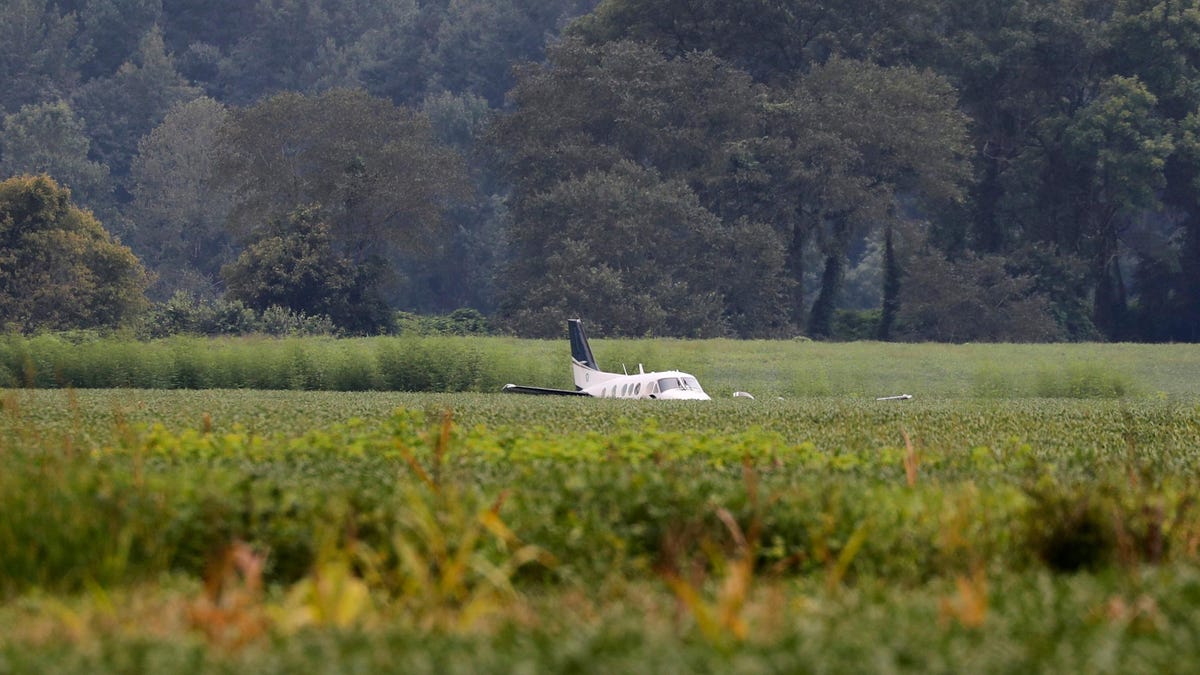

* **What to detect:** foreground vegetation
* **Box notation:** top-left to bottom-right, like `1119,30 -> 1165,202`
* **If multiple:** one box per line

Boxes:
2,351 -> 1200,672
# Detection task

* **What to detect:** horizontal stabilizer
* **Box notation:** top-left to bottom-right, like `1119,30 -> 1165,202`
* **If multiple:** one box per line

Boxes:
502,384 -> 590,396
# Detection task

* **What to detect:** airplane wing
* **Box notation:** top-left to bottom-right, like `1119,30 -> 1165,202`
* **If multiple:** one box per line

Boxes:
502,384 -> 590,396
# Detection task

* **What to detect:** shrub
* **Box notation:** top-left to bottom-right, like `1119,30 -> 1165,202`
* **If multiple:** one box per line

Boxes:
1034,362 -> 1133,398
395,309 -> 493,336
830,309 -> 880,342
141,291 -> 339,338
1024,487 -> 1116,572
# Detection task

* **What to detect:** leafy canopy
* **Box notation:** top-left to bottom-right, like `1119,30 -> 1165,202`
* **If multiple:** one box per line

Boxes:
0,174 -> 148,331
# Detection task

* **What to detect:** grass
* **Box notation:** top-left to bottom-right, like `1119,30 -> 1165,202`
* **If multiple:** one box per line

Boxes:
1,333 -> 1196,398
1,338 -> 1200,672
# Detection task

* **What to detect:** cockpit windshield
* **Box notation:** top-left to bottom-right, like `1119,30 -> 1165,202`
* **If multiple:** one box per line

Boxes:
657,376 -> 705,393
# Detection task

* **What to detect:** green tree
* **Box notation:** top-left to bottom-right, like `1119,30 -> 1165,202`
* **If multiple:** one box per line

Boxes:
214,88 -> 469,269
72,27 -> 199,188
222,207 -> 390,334
0,174 -> 149,330
127,96 -> 232,299
878,222 -> 900,340
396,91 -> 504,312
0,100 -> 112,214
490,39 -> 792,336
160,0 -> 259,52
1059,75 -> 1173,337
896,247 -> 1063,343
219,0 -> 423,102
355,0 -> 596,106
762,58 -> 971,337
493,39 -> 763,194
1105,0 -> 1200,340
76,0 -> 163,78
570,0 -> 941,82
500,162 -> 728,337
0,0 -> 85,114
430,0 -> 599,106
921,0 -> 1183,340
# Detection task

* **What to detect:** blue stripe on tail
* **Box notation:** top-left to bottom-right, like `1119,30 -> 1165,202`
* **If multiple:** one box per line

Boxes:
568,319 -> 599,371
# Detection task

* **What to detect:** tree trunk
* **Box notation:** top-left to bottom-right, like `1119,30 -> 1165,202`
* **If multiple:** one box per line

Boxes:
1092,249 -> 1127,341
1179,213 -> 1200,341
878,222 -> 900,341
785,227 -> 807,331
808,252 -> 844,339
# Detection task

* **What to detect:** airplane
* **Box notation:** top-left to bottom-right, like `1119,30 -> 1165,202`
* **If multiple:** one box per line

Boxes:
502,319 -> 712,400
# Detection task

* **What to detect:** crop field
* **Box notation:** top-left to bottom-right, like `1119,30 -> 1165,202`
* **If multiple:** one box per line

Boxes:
3,338 -> 1200,673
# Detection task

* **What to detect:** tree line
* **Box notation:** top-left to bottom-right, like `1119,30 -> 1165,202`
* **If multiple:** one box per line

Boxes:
2,0 -> 1199,341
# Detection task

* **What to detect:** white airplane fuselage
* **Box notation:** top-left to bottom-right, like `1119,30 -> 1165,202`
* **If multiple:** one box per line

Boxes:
572,361 -> 711,400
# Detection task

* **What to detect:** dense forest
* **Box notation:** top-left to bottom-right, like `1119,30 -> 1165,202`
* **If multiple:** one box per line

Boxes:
2,0 -> 1199,341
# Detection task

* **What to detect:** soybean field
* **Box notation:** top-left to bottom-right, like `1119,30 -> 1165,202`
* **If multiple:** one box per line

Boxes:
2,338 -> 1200,673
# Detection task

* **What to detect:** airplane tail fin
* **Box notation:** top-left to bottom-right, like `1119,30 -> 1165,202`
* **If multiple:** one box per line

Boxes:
569,319 -> 601,390
569,319 -> 598,370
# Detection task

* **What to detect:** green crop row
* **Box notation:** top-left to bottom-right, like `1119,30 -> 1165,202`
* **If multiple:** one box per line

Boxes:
1,333 -> 1198,397
4,388 -> 1200,671
4,394 -> 1199,596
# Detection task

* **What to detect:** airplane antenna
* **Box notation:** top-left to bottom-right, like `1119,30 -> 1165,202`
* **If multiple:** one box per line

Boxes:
622,364 -> 628,375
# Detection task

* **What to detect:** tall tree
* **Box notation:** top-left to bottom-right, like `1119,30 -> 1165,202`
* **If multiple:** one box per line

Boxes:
397,91 -> 504,312
0,0 -> 85,114
490,39 -> 792,336
0,174 -> 148,330
429,0 -> 599,106
127,96 -> 232,299
222,206 -> 390,333
76,0 -> 163,79
500,162 -> 729,337
932,0 -> 1111,255
213,88 -> 470,299
355,0 -> 597,106
0,100 -> 112,214
1058,76 -> 1174,337
1105,0 -> 1200,340
73,27 -> 199,193
219,0 -> 393,102
760,58 -> 971,336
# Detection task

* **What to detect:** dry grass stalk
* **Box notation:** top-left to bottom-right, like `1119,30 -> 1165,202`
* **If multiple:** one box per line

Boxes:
938,563 -> 987,629
902,429 -> 918,487
187,540 -> 269,650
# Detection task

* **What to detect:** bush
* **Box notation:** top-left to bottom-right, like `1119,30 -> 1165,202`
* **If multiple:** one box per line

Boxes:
140,292 -> 339,338
395,308 -> 493,336
830,309 -> 880,342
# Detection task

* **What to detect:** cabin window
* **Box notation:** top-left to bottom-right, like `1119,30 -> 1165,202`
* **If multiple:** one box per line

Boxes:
621,383 -> 629,396
634,383 -> 641,395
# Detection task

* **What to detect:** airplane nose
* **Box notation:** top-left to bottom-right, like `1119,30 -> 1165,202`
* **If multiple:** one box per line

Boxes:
657,389 -> 711,401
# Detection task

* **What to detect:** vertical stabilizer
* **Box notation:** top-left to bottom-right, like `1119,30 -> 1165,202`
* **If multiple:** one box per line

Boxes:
568,319 -> 599,370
